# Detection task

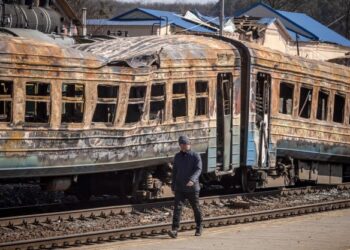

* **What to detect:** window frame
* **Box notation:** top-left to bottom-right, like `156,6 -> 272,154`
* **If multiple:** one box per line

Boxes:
61,83 -> 85,124
149,82 -> 166,122
125,84 -> 147,124
278,82 -> 294,116
332,92 -> 346,124
92,84 -> 119,125
316,89 -> 329,122
194,80 -> 209,117
0,80 -> 13,124
298,84 -> 313,119
172,81 -> 188,119
24,81 -> 51,125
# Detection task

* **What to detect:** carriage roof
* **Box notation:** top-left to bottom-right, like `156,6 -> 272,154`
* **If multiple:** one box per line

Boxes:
0,36 -> 106,69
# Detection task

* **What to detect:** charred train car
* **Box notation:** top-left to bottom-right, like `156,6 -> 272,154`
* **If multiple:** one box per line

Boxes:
0,34 -> 349,199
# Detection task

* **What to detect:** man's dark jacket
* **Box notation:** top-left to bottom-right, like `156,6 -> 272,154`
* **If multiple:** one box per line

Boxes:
171,150 -> 202,192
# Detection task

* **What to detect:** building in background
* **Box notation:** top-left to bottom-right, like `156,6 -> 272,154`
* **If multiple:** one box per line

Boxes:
86,8 -> 215,37
234,2 -> 350,60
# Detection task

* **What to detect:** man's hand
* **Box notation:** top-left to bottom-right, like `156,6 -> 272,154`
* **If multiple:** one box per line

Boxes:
186,180 -> 194,187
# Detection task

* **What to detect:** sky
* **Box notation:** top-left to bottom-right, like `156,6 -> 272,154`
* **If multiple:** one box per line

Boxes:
117,0 -> 218,4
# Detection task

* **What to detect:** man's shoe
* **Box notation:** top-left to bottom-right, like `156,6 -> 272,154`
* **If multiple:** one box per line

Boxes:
168,230 -> 178,238
195,226 -> 203,236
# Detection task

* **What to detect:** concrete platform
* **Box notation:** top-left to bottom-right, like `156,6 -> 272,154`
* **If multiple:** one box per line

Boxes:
76,209 -> 350,250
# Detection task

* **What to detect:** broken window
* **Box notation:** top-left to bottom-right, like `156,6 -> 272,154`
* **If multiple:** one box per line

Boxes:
256,73 -> 271,124
172,82 -> 187,118
62,83 -> 84,123
279,82 -> 294,115
25,82 -> 50,123
125,86 -> 146,123
316,90 -> 329,121
0,80 -> 13,123
299,86 -> 312,119
150,83 -> 165,121
333,93 -> 345,123
92,85 -> 119,124
195,81 -> 209,116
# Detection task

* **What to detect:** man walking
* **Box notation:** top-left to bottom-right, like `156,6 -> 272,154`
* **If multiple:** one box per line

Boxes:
168,135 -> 203,238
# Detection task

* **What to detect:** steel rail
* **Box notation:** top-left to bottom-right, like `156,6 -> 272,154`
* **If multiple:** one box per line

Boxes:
1,198 -> 349,250
1,184 -> 349,228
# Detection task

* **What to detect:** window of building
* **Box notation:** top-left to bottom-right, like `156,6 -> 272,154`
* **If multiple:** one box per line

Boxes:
316,90 -> 329,121
195,81 -> 209,116
0,80 -> 13,123
333,93 -> 345,123
25,82 -> 50,123
172,82 -> 187,118
150,83 -> 165,121
92,85 -> 119,124
299,86 -> 313,119
279,82 -> 294,115
62,83 -> 84,123
125,86 -> 146,123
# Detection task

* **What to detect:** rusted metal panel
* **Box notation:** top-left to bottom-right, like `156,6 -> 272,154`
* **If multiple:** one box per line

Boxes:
74,35 -> 237,69
240,39 -> 350,169
0,35 -> 240,178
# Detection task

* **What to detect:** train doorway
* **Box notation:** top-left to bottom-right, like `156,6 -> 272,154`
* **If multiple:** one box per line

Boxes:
256,72 -> 271,168
217,73 -> 233,171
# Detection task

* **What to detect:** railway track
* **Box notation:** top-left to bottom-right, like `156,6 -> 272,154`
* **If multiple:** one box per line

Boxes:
1,184 -> 350,250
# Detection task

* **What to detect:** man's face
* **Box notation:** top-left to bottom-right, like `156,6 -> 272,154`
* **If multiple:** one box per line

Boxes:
179,143 -> 191,152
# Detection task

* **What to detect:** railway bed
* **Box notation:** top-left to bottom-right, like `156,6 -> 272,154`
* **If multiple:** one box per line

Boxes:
1,184 -> 350,249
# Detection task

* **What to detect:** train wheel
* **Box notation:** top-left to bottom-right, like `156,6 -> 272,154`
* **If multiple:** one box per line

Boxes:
241,168 -> 256,193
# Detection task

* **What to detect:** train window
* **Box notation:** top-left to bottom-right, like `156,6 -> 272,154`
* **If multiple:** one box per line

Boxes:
279,83 -> 293,115
0,81 -> 13,123
150,83 -> 165,121
125,86 -> 146,123
299,86 -> 313,119
195,81 -> 209,116
333,93 -> 345,123
92,85 -> 119,124
172,82 -> 187,118
61,84 -> 84,123
25,82 -> 50,123
316,90 -> 329,121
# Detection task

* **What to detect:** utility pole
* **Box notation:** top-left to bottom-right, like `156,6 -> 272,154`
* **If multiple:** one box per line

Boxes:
220,0 -> 224,36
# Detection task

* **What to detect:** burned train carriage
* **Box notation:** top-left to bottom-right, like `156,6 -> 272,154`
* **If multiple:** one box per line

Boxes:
0,35 -> 349,199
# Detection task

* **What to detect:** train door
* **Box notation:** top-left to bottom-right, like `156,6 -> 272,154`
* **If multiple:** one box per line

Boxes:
217,73 -> 233,171
255,72 -> 271,168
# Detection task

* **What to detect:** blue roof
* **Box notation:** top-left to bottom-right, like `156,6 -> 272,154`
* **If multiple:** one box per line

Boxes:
277,10 -> 350,47
236,2 -> 350,47
110,8 -> 214,33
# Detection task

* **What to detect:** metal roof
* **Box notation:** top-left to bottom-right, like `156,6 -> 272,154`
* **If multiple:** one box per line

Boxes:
0,36 -> 106,68
108,8 -> 215,33
277,10 -> 350,47
74,35 -> 236,68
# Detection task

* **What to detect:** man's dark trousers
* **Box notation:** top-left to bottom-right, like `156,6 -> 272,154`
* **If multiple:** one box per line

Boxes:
172,191 -> 202,230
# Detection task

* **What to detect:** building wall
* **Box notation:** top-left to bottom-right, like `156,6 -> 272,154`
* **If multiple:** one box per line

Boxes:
252,23 -> 349,61
87,24 -> 171,37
